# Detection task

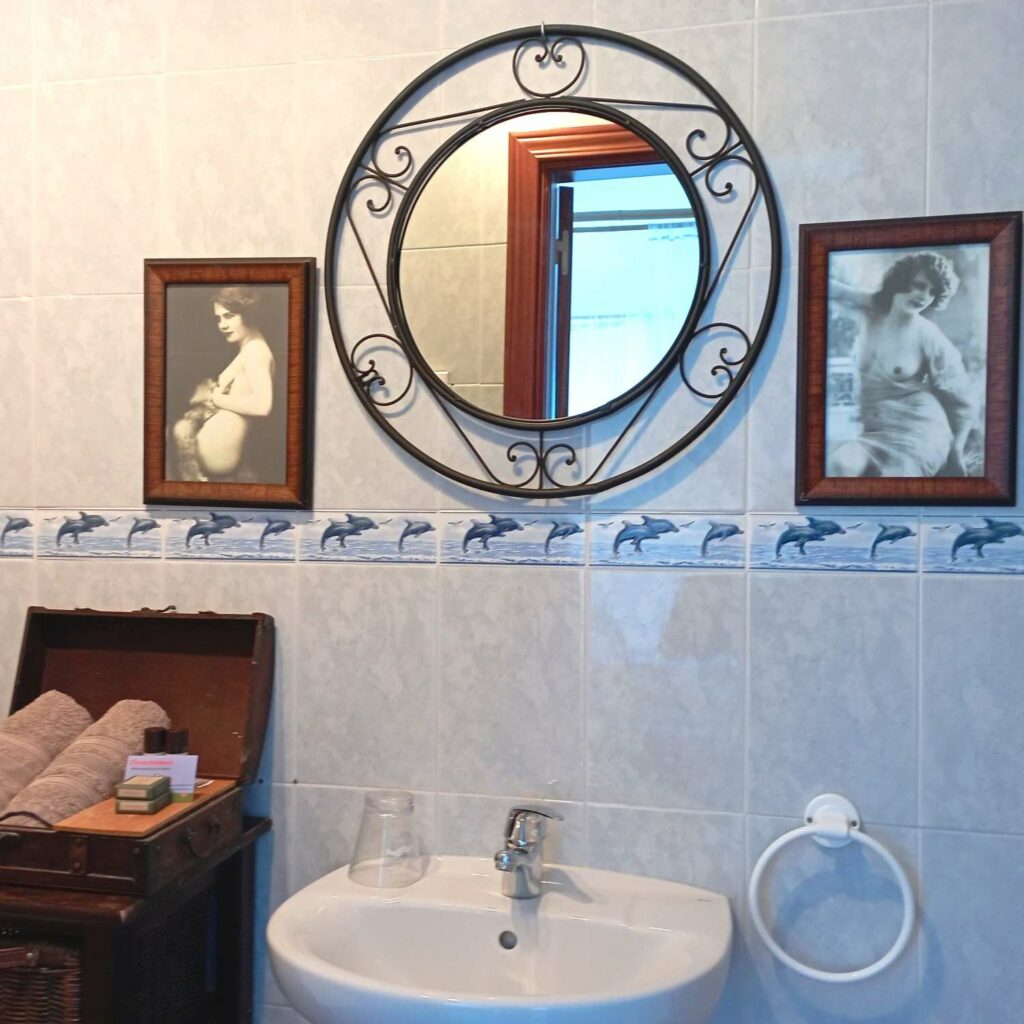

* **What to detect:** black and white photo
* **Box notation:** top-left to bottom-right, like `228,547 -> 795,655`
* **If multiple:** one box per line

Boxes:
145,258 -> 315,509
825,244 -> 987,479
797,213 -> 1020,506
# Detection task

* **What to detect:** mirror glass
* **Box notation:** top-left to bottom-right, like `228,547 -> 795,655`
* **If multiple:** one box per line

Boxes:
398,111 -> 701,421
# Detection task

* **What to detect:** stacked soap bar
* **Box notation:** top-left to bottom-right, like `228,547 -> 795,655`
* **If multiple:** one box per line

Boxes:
115,775 -> 171,814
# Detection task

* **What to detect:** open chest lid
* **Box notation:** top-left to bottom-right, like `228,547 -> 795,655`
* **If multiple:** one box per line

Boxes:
11,607 -> 274,785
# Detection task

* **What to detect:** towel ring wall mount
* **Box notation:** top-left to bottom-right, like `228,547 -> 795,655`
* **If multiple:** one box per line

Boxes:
748,794 -> 916,984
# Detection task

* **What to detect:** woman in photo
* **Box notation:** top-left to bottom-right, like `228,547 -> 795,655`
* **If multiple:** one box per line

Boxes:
171,287 -> 275,481
827,251 -> 978,478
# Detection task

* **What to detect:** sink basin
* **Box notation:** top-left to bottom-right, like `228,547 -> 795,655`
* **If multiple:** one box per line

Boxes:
268,855 -> 732,1023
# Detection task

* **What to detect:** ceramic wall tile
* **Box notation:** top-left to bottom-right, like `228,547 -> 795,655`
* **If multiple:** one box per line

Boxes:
252,785 -> 292,1009
921,576 -> 1024,833
595,0 -> 754,32
929,0 -> 1024,215
32,0 -> 163,81
164,66 -> 297,258
164,0 -> 297,72
299,512 -> 437,563
437,566 -> 584,799
0,560 -> 36,709
33,296 -> 144,509
164,511 -> 297,561
164,561 -> 298,787
35,558 -> 166,613
919,830 -> 1024,1022
257,1007 -> 308,1024
433,795 -> 586,867
0,301 -> 33,507
35,509 -> 158,558
744,816 -> 922,1022
298,0 -> 443,59
293,56 -> 442,266
586,805 -> 746,904
752,7 -> 928,268
0,92 -> 31,297
921,515 -> 1024,574
589,513 -> 745,568
758,0 -> 912,16
440,513 -> 585,566
588,570 -> 746,811
0,0 -> 32,86
748,572 -> 919,825
442,0 -> 595,50
0,510 -> 34,557
751,514 -> 919,572
35,79 -> 162,296
312,294 -> 441,511
289,785 -> 436,893
293,563 -> 438,791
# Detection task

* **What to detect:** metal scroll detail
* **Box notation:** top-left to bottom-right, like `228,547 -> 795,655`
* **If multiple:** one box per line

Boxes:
324,24 -> 782,498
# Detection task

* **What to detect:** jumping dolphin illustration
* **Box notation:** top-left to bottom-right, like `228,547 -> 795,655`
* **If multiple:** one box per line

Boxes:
185,512 -> 240,549
56,512 -> 109,547
775,522 -> 829,558
611,515 -> 678,557
126,517 -> 160,547
462,518 -> 522,552
951,519 -> 1023,560
487,515 -> 527,532
344,513 -> 378,533
320,519 -> 362,549
544,520 -> 582,554
804,516 -> 848,538
1,516 -> 31,546
398,519 -> 434,551
701,521 -> 743,557
260,519 -> 293,550
870,524 -> 915,559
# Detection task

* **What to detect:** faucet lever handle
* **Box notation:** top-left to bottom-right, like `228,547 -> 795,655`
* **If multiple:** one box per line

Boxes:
504,805 -> 564,846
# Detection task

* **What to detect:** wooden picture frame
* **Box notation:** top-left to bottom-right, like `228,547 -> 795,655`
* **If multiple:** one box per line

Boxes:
144,258 -> 316,509
797,212 -> 1020,505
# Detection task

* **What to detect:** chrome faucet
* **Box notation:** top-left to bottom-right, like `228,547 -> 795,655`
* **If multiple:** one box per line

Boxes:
493,806 -> 563,898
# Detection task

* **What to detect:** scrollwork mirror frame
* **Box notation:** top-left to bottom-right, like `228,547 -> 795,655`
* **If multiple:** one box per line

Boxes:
325,24 -> 782,498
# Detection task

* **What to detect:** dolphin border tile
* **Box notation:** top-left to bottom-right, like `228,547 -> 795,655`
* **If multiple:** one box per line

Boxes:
36,509 -> 163,559
163,510 -> 298,561
588,513 -> 746,569
922,515 -> 1024,575
750,514 -> 920,572
440,513 -> 585,566
0,510 -> 35,558
299,512 -> 439,563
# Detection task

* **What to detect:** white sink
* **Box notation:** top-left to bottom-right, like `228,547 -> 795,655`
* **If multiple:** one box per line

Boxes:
268,855 -> 732,1023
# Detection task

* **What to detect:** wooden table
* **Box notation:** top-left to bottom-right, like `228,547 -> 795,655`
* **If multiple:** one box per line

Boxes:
0,817 -> 270,1023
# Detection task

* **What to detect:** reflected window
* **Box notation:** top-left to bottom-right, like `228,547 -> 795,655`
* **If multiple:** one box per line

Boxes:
547,166 -> 699,417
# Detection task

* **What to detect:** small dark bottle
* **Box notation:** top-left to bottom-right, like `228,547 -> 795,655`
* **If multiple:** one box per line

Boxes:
144,727 -> 167,754
167,728 -> 189,754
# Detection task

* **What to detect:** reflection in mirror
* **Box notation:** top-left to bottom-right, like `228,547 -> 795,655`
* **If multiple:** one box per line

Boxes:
399,112 -> 701,421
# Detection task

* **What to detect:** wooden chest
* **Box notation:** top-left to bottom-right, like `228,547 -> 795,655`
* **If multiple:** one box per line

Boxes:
0,607 -> 273,896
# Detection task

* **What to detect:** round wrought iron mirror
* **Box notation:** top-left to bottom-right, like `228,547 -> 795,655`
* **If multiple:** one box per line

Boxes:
326,24 -> 781,498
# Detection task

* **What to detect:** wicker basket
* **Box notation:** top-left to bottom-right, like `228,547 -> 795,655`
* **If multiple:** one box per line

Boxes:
0,932 -> 82,1024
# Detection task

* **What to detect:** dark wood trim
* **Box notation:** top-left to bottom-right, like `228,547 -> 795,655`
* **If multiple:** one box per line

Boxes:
796,212 -> 1021,505
143,257 -> 316,509
503,124 -> 660,419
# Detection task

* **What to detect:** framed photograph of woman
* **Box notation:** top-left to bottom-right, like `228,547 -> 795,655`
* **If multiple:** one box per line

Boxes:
797,212 -> 1020,505
144,258 -> 316,508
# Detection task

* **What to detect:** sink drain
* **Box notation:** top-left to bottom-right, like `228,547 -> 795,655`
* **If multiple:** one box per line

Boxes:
498,930 -> 518,950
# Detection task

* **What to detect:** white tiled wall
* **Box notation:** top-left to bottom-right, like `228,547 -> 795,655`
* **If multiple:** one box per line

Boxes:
1,2 -> 1022,1022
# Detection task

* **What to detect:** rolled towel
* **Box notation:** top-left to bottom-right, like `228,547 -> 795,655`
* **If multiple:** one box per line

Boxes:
0,690 -> 93,809
2,699 -> 169,827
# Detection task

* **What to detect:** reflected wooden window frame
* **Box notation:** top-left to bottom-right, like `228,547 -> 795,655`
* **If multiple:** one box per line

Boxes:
503,123 -> 660,419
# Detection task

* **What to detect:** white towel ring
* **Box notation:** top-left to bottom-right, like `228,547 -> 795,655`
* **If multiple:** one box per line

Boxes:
748,794 -> 915,984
